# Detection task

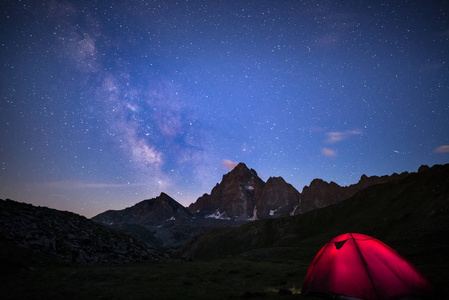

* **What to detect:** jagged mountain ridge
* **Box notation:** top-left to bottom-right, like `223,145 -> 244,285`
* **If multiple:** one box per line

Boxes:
188,163 -> 266,219
91,162 -> 412,249
91,192 -> 244,249
92,163 -> 412,225
188,163 -> 302,219
92,192 -> 193,226
299,171 -> 410,213
188,162 -> 409,219
92,163 -> 410,224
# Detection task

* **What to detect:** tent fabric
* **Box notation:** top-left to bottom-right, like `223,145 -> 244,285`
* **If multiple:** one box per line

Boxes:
302,233 -> 434,300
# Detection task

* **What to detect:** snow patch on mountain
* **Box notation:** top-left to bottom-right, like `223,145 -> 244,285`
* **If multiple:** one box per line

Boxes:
290,205 -> 299,216
249,206 -> 258,221
205,210 -> 231,220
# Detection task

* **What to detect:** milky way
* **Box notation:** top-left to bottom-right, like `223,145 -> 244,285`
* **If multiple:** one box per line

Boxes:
1,1 -> 448,217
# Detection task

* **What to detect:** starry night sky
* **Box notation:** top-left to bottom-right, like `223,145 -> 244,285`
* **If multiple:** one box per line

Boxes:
1,0 -> 448,218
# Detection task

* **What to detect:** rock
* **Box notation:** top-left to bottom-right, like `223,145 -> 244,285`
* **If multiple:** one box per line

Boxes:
188,163 -> 265,218
187,162 -> 410,220
256,177 -> 300,218
188,163 -> 300,220
91,193 -> 204,250
0,199 -> 170,265
299,179 -> 346,213
418,165 -> 430,172
298,171 -> 409,214
92,192 -> 192,226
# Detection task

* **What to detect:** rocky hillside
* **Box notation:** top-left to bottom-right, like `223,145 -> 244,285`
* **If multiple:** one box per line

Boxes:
298,171 -> 409,213
181,164 -> 449,261
92,192 -> 246,250
0,199 -> 170,265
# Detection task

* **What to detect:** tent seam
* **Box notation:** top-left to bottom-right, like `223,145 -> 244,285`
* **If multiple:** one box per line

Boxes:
350,233 -> 380,300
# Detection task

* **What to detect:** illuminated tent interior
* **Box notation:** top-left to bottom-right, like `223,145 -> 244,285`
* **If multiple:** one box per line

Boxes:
302,233 -> 434,300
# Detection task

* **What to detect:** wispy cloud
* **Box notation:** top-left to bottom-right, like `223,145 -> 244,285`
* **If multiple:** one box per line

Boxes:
434,145 -> 449,153
321,148 -> 337,157
41,181 -> 146,189
325,129 -> 363,143
222,159 -> 239,170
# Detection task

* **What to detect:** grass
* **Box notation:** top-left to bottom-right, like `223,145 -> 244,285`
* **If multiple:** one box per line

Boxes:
3,249 -> 445,299
2,257 -> 321,299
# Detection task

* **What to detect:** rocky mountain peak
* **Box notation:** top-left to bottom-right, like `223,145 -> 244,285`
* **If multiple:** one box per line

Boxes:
418,165 -> 430,172
92,193 -> 192,227
221,163 -> 262,185
256,176 -> 301,218
266,176 -> 284,183
158,192 -> 173,200
152,192 -> 186,211
230,162 -> 250,172
188,162 -> 265,218
188,163 -> 300,220
307,178 -> 340,189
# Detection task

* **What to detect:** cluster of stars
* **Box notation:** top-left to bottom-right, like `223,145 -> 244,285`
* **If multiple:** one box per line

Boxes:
0,0 -> 448,217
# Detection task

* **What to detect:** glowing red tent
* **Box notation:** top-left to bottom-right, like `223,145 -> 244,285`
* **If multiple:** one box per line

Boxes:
302,233 -> 434,300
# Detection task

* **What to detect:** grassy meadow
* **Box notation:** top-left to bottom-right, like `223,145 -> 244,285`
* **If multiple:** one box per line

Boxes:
2,254 -> 323,299
2,237 -> 446,300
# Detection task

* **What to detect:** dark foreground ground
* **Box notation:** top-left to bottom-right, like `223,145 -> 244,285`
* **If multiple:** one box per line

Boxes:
3,256 -> 308,299
1,240 -> 447,300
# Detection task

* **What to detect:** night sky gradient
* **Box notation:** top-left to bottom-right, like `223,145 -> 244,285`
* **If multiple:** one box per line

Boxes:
1,0 -> 448,217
